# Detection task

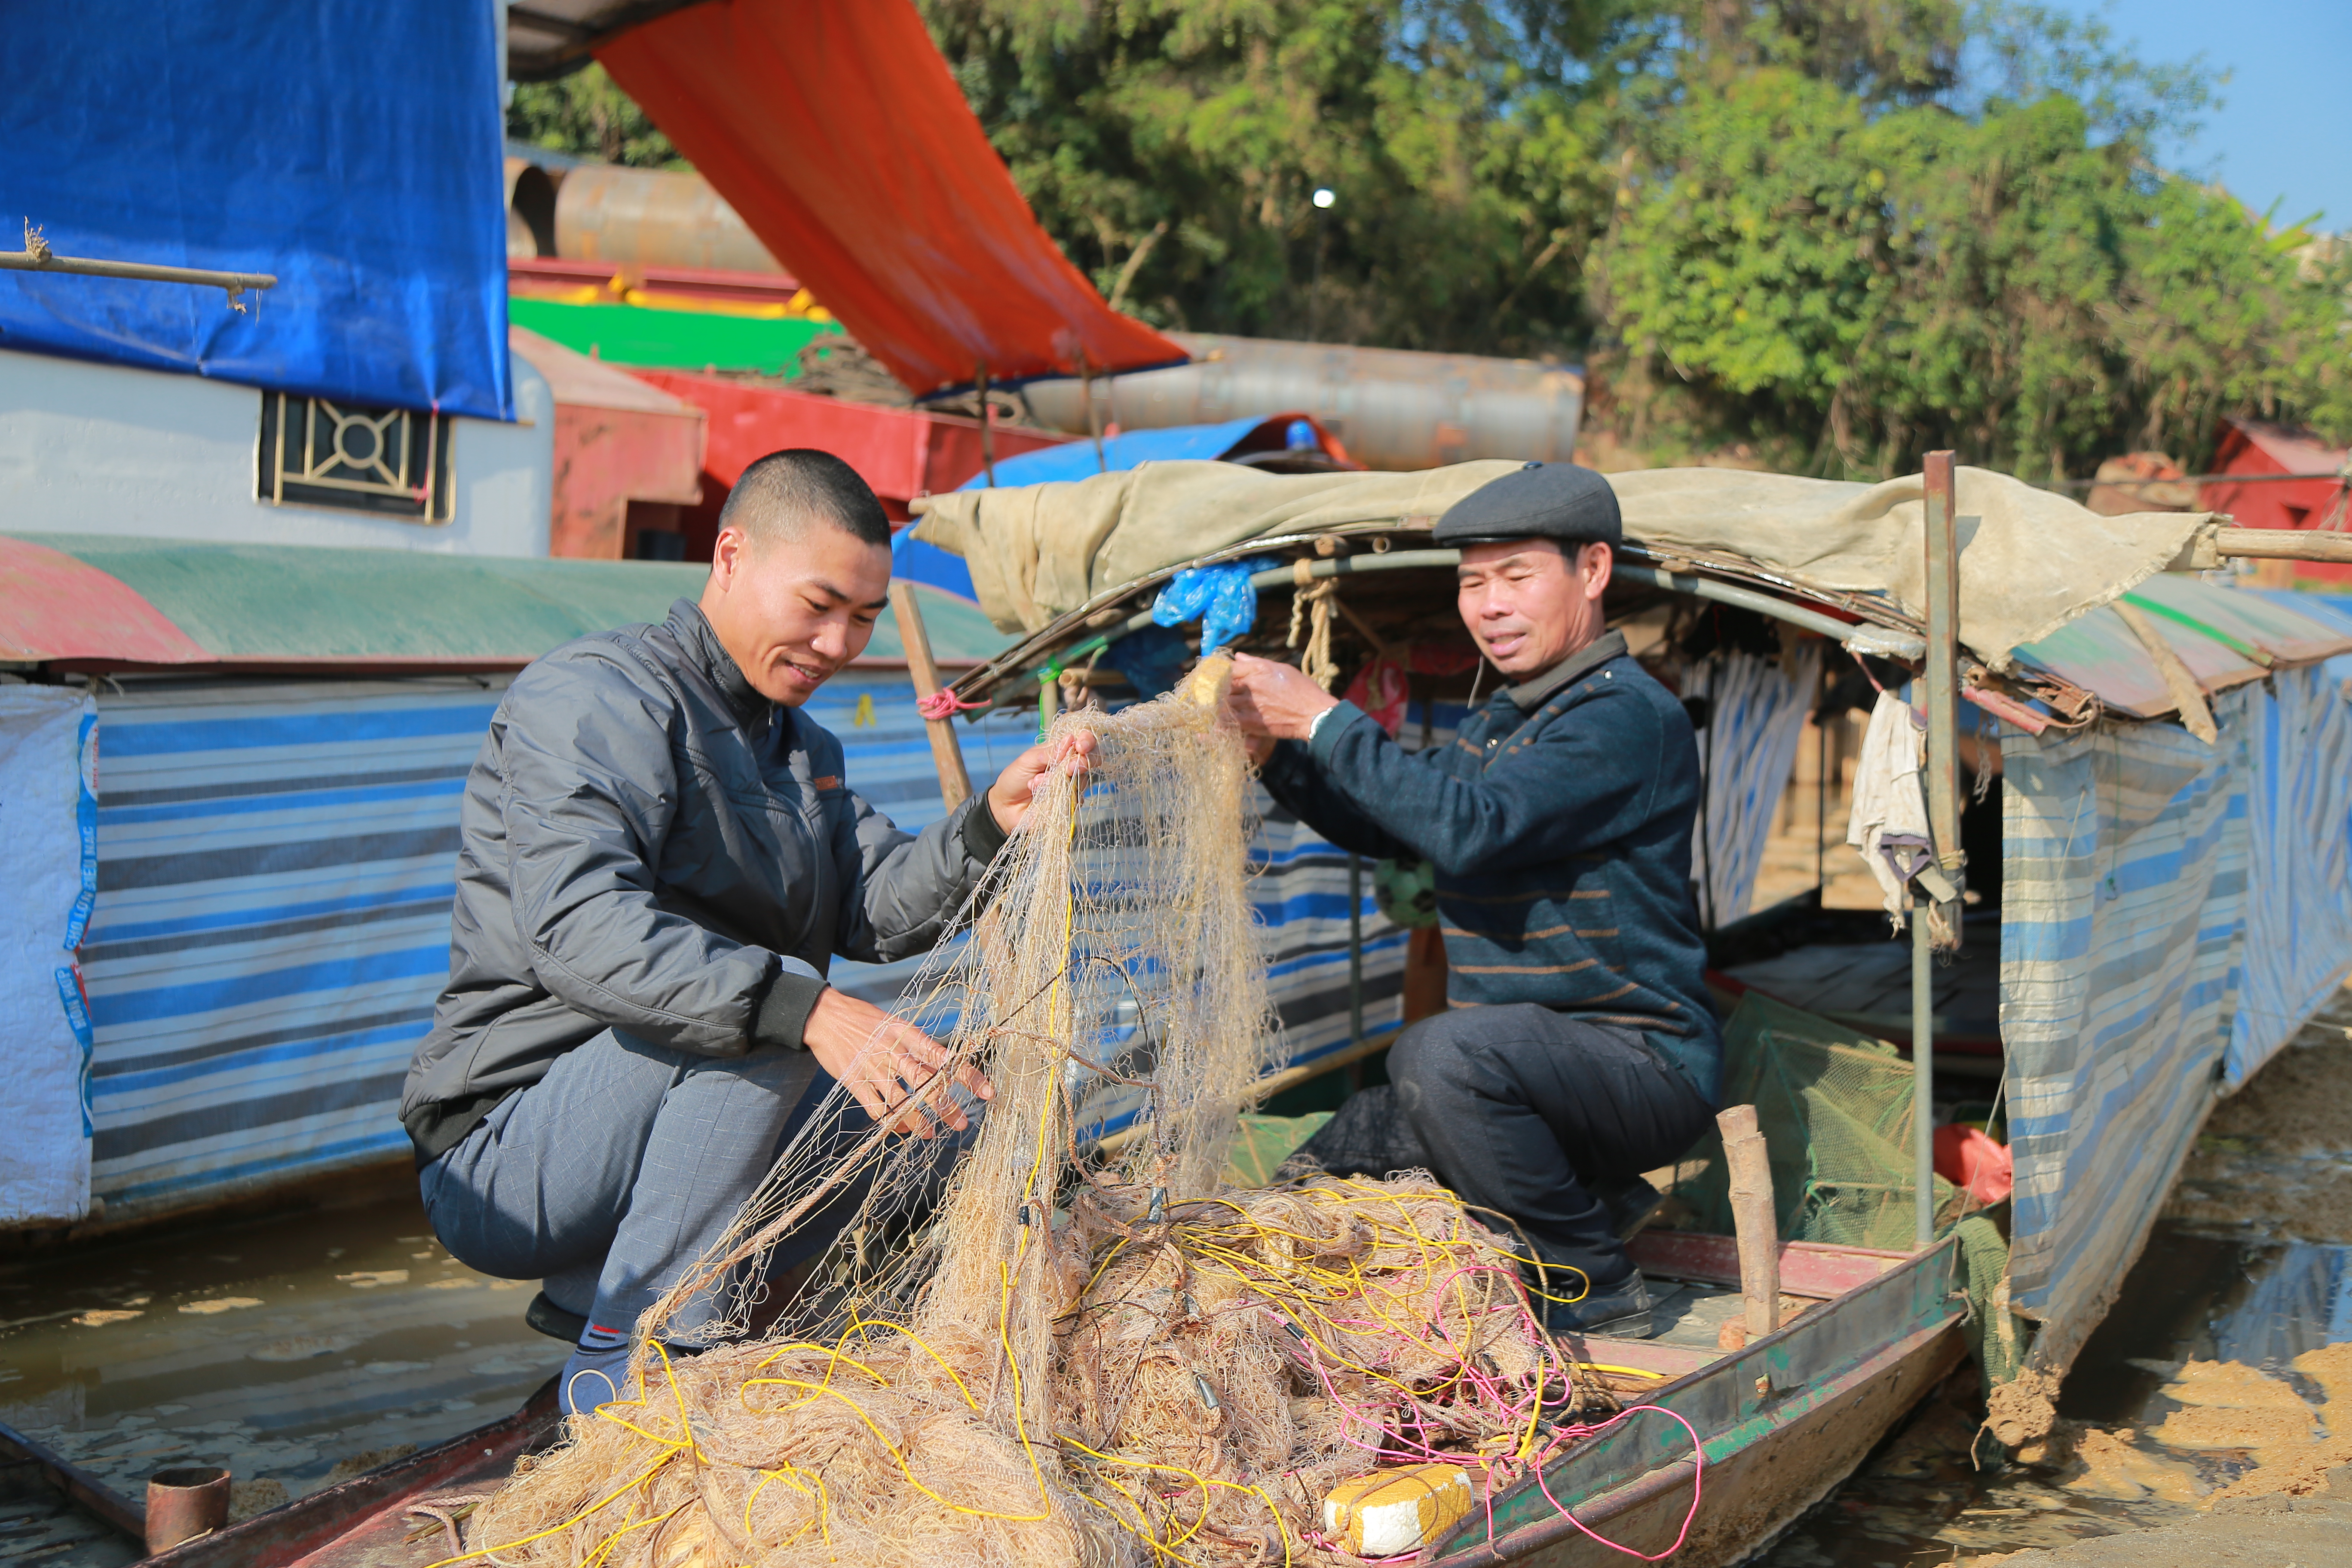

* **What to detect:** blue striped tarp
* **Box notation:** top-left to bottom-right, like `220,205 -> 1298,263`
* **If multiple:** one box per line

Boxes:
79,656 -> 1804,1223
2000,712 -> 2243,1372
1999,662 -> 2352,1378
78,673 -> 1413,1219
1687,647 -> 1819,924
86,678 -> 508,1212
2226,660 -> 2352,1085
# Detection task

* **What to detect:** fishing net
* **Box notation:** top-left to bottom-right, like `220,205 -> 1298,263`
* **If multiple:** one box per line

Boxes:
1666,990 -> 1959,1251
462,658 -> 1611,1568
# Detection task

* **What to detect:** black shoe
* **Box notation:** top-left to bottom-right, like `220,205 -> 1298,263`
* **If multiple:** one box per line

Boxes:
1542,1274 -> 1657,1339
524,1289 -> 589,1344
1591,1176 -> 1666,1240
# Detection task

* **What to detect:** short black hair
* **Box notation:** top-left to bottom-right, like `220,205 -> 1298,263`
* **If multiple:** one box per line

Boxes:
717,449 -> 891,550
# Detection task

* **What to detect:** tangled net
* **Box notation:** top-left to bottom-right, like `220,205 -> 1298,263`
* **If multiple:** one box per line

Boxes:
457,659 -> 1617,1568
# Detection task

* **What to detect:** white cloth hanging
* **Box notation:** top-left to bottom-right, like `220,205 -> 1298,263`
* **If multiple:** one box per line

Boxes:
1847,688 -> 1933,929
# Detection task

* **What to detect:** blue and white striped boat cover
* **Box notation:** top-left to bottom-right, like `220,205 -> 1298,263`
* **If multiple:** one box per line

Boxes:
80,672 -> 1418,1219
85,678 -> 510,1213
80,653 -> 1803,1223
2228,658 -> 2352,1087
2000,660 -> 2352,1375
1686,646 -> 1819,924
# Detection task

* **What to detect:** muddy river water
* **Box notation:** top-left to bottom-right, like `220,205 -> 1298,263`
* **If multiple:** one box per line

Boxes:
9,1025 -> 2352,1565
1,1197 -> 566,1564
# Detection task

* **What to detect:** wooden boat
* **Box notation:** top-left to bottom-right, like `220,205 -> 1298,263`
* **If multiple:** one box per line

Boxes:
0,1381 -> 558,1568
20,1224 -> 1954,1568
1431,1232 -> 1964,1567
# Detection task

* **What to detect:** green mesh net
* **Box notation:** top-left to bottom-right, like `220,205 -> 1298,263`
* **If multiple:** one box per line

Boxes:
1667,991 -> 1961,1251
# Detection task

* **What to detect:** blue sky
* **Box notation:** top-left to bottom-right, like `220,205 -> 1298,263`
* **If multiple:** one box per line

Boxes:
2028,0 -> 2350,229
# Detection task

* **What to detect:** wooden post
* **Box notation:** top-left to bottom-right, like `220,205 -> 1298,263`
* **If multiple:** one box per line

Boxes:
888,581 -> 973,812
975,361 -> 997,487
1920,450 -> 1964,945
1917,450 -> 1961,1248
1717,1104 -> 1780,1343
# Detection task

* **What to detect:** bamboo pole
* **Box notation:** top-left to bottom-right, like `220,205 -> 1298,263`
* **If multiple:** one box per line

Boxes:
2209,525 -> 2352,564
888,581 -> 974,811
1716,1104 -> 1780,1342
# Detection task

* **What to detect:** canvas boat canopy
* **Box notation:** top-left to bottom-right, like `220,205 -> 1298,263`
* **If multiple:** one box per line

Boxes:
911,459 -> 2352,723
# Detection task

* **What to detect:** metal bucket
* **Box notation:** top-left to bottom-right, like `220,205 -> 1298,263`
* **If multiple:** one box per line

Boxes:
146,1465 -> 231,1553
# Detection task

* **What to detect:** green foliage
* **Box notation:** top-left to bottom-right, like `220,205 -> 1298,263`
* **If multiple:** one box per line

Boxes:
919,0 -> 1612,349
901,0 -> 2351,474
508,64 -> 685,168
1590,61 -> 2350,475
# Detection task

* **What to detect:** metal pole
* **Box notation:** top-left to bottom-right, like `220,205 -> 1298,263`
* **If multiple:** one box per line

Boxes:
1913,890 -> 1936,1248
1814,693 -> 1828,901
1347,853 -> 1365,1046
0,230 -> 275,312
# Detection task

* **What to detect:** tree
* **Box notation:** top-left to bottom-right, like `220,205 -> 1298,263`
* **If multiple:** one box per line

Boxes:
918,1 -> 1609,351
913,1 -> 2347,472
508,64 -> 685,168
1588,52 -> 2350,475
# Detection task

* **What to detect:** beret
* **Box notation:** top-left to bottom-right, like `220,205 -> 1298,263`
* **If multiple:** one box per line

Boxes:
1433,461 -> 1621,549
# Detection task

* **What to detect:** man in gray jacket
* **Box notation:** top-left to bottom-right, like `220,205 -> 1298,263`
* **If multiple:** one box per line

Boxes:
399,449 -> 1081,1411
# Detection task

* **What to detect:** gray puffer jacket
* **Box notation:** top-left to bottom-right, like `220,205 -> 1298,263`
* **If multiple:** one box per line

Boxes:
399,599 -> 1004,1162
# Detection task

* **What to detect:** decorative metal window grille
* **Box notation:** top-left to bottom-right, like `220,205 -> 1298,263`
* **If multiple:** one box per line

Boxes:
259,393 -> 453,522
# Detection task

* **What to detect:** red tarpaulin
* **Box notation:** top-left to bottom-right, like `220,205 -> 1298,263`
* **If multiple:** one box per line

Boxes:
597,0 -> 1185,398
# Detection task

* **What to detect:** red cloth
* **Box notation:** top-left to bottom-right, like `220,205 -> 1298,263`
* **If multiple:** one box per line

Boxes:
1933,1124 -> 2013,1206
1342,645 -> 1485,738
598,0 -> 1185,397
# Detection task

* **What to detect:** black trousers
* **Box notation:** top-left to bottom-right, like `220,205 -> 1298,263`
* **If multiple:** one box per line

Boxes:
1286,1004 -> 1715,1289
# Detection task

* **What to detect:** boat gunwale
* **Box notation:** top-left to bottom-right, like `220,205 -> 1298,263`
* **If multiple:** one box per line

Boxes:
1428,1232 -> 1965,1565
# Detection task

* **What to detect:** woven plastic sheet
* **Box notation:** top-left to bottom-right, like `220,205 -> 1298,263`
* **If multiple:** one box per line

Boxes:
1668,992 -> 1957,1252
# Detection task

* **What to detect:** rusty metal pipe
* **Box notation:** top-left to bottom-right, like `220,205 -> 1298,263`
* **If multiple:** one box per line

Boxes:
1020,332 -> 1583,472
551,164 -> 783,274
146,1466 -> 232,1553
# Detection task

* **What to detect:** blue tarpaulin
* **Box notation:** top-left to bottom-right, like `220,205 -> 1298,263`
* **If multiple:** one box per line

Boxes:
0,1 -> 512,420
955,417 -> 1294,490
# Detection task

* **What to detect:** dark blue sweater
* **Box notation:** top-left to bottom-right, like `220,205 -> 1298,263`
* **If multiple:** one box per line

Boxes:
1259,631 -> 1721,1102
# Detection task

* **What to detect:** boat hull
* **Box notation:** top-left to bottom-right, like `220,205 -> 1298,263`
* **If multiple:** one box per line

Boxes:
1436,1235 -> 1965,1568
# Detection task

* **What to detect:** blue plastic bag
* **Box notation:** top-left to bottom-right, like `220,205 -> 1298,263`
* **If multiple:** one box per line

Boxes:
1150,557 -> 1276,652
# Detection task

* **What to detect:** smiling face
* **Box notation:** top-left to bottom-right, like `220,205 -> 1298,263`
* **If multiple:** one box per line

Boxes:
1455,538 -> 1613,679
699,516 -> 891,706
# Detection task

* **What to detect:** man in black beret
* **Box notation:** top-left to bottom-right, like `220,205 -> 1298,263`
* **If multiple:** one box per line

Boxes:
1228,462 -> 1719,1338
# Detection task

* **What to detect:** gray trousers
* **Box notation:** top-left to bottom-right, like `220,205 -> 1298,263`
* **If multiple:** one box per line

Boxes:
419,1029 -> 835,1344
